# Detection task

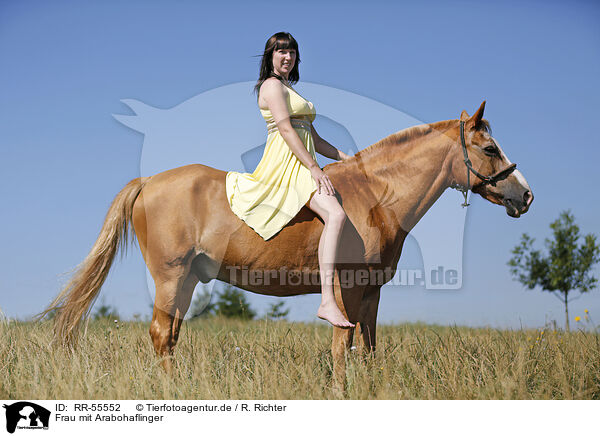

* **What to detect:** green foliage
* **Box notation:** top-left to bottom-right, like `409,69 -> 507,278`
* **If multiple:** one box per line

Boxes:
188,285 -> 215,319
93,300 -> 120,321
508,210 -> 600,330
265,301 -> 290,320
206,283 -> 256,320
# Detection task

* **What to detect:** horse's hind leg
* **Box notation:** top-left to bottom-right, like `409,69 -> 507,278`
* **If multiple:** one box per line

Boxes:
149,268 -> 199,374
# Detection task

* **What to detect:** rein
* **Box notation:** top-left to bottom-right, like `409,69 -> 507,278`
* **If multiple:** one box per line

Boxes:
451,120 -> 517,207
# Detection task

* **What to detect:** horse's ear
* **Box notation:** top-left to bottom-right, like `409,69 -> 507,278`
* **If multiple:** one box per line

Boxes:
468,100 -> 486,129
460,110 -> 470,121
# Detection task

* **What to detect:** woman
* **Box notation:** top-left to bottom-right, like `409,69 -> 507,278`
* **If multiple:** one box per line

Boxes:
225,32 -> 354,328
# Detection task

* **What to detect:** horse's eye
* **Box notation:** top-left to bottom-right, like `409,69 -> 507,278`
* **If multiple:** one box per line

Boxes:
483,145 -> 498,156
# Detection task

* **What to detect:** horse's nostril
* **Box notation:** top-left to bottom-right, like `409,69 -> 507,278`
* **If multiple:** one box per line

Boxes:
523,190 -> 533,206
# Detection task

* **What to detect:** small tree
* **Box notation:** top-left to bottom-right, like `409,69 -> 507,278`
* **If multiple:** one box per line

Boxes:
508,210 -> 599,331
213,284 -> 255,320
93,300 -> 120,321
265,301 -> 290,320
188,285 -> 215,319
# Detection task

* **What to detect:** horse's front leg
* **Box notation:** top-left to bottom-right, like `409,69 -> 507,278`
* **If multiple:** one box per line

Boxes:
331,325 -> 354,391
330,268 -> 364,390
355,286 -> 381,355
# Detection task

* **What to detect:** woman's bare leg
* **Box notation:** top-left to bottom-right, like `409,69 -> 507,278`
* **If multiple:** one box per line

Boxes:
307,190 -> 355,328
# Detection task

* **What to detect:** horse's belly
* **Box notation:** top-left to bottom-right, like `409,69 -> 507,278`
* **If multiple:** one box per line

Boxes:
216,262 -> 322,296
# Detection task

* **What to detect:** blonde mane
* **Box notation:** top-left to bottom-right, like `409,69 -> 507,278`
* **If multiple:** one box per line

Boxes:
352,118 -> 491,160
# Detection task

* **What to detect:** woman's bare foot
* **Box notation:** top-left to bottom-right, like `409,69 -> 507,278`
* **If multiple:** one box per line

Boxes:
317,301 -> 355,328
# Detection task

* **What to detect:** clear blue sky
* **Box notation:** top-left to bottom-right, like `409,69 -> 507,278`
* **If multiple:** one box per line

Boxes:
1,0 -> 599,329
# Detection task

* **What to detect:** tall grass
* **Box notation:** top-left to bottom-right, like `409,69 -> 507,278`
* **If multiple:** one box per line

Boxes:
2,317 -> 599,399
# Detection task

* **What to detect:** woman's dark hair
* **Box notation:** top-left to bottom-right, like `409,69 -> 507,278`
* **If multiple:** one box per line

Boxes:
253,32 -> 300,100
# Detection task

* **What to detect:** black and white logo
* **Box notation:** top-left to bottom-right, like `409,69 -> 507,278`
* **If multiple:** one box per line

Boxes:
3,402 -> 50,433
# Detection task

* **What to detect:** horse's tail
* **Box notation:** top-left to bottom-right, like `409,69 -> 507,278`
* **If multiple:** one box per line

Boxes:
34,177 -> 149,348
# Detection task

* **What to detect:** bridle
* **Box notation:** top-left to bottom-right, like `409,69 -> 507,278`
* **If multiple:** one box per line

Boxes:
451,120 -> 517,207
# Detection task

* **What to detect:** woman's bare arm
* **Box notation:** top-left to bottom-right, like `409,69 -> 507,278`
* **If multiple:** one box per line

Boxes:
310,124 -> 351,161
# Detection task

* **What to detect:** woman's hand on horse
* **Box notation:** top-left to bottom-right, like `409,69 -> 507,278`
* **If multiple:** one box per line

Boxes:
310,165 -> 335,196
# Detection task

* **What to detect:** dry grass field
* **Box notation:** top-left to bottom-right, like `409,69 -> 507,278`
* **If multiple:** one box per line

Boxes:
2,317 -> 599,400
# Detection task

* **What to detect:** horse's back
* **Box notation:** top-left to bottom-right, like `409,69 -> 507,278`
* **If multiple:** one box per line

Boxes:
132,164 -> 231,250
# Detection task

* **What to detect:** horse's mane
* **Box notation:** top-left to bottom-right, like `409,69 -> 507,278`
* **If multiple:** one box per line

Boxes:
352,118 -> 492,160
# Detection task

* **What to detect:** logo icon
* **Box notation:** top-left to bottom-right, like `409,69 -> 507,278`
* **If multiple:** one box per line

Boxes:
3,402 -> 50,434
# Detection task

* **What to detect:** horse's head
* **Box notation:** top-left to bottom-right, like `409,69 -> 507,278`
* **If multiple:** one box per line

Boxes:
451,101 -> 533,217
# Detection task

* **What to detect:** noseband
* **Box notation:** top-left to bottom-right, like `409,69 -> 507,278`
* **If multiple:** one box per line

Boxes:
451,120 -> 517,207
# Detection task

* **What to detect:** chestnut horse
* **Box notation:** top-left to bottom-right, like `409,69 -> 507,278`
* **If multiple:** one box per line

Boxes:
38,101 -> 533,386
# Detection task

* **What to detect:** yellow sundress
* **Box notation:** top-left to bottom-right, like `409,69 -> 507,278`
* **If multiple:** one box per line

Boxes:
225,85 -> 319,241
